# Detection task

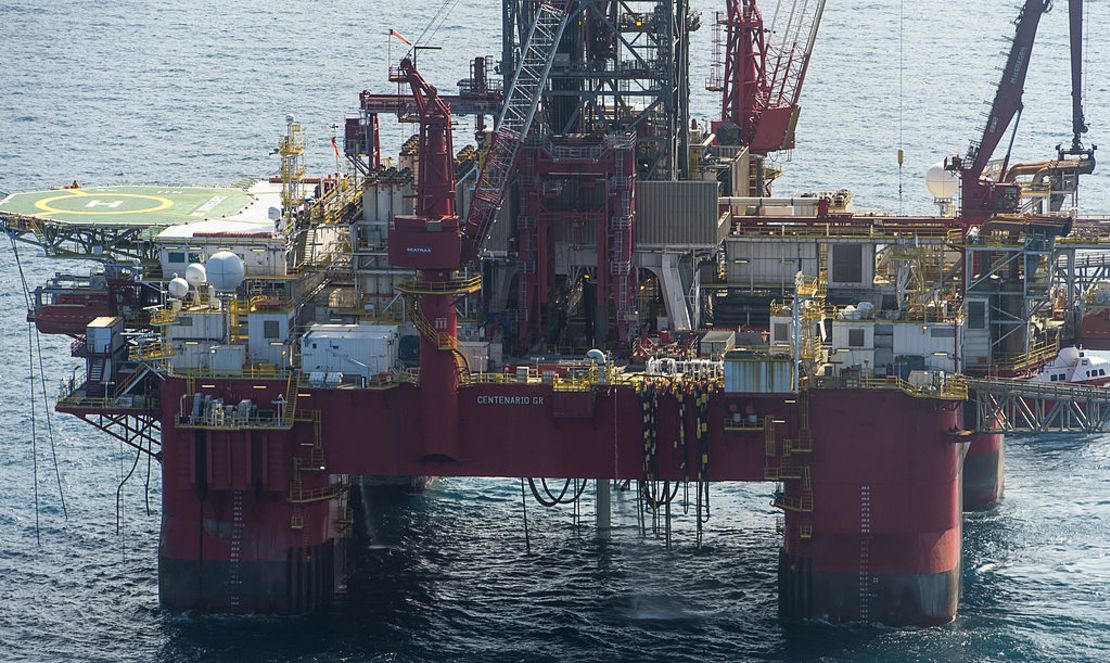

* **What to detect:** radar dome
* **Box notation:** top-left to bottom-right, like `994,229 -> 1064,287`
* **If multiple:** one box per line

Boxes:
167,277 -> 189,299
926,162 -> 959,199
184,262 -> 207,287
206,251 -> 246,292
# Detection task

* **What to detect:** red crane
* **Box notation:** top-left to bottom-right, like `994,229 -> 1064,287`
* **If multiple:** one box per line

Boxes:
387,57 -> 470,460
1061,0 -> 1096,164
387,57 -> 465,272
710,0 -> 826,153
945,0 -> 1053,223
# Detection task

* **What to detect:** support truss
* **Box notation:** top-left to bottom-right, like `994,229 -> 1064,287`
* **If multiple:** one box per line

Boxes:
969,377 -> 1110,433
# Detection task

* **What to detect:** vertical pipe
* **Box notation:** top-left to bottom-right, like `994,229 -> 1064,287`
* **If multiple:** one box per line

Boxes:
595,479 -> 611,538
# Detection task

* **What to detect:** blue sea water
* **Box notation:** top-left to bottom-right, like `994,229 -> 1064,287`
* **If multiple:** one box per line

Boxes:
1,1 -> 1109,660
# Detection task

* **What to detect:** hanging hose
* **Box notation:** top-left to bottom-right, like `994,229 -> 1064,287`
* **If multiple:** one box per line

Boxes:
640,479 -> 681,510
144,436 -> 153,516
117,437 -> 144,535
116,435 -> 144,561
694,381 -> 712,548
527,477 -> 588,507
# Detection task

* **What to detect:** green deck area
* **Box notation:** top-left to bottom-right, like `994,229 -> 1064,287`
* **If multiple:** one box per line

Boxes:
0,185 -> 253,227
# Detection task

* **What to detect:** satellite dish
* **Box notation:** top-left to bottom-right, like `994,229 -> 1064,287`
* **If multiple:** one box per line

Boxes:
206,251 -> 246,292
184,263 -> 207,287
926,162 -> 959,199
167,277 -> 189,300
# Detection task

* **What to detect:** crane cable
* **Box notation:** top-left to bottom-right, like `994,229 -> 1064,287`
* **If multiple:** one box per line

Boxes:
10,234 -> 72,542
425,0 -> 463,46
1083,0 -> 1090,113
34,327 -> 67,521
11,235 -> 68,521
412,0 -> 460,52
26,315 -> 40,546
897,0 -> 905,215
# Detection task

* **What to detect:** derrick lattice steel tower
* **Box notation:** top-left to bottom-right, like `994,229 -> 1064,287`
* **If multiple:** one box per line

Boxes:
497,1 -> 698,350
501,0 -> 694,180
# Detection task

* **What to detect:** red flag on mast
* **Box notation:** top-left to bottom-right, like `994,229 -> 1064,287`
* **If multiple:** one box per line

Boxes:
331,136 -> 341,160
389,29 -> 412,46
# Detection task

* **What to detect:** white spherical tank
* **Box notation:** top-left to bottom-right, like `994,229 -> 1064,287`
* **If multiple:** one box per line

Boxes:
926,162 -> 959,199
206,251 -> 246,292
167,277 -> 190,299
184,262 -> 207,287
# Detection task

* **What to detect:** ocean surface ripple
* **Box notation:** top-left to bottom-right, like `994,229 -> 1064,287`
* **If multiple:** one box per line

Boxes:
1,1 -> 1108,661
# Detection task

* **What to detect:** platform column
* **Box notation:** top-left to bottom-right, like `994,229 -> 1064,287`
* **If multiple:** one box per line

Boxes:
409,273 -> 464,461
778,388 -> 964,626
417,288 -> 460,460
157,383 -> 346,613
963,431 -> 1004,509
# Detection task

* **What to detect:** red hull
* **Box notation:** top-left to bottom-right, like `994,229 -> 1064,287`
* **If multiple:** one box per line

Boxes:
780,390 -> 964,625
32,299 -> 111,335
153,378 -> 967,623
1077,309 -> 1110,350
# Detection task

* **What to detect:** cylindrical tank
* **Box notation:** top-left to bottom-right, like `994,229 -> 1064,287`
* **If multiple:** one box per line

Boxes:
780,388 -> 965,626
364,274 -> 379,298
362,183 -> 379,222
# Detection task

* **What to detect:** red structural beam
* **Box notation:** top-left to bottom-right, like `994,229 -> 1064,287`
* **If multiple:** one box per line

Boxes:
359,92 -> 501,118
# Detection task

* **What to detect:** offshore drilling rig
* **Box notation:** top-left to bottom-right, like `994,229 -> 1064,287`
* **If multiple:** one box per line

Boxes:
1,0 -> 1105,625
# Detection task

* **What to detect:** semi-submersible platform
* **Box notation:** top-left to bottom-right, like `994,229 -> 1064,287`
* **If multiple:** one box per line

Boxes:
3,0 -> 1108,625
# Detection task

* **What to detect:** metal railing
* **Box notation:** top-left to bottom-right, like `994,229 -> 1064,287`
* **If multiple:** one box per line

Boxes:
396,275 -> 482,295
993,337 -> 1059,372
810,374 -> 968,401
168,364 -> 286,380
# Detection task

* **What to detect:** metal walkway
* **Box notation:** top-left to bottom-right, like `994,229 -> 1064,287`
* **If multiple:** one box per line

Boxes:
966,377 -> 1110,433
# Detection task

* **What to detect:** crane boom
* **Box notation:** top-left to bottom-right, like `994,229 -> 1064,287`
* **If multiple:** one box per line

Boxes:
461,1 -> 573,261
1067,0 -> 1089,152
967,0 -> 1051,178
398,58 -> 456,221
712,0 -> 826,153
945,0 -> 1052,222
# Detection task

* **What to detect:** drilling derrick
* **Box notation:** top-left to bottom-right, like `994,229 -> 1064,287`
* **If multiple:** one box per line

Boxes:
491,0 -> 697,351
